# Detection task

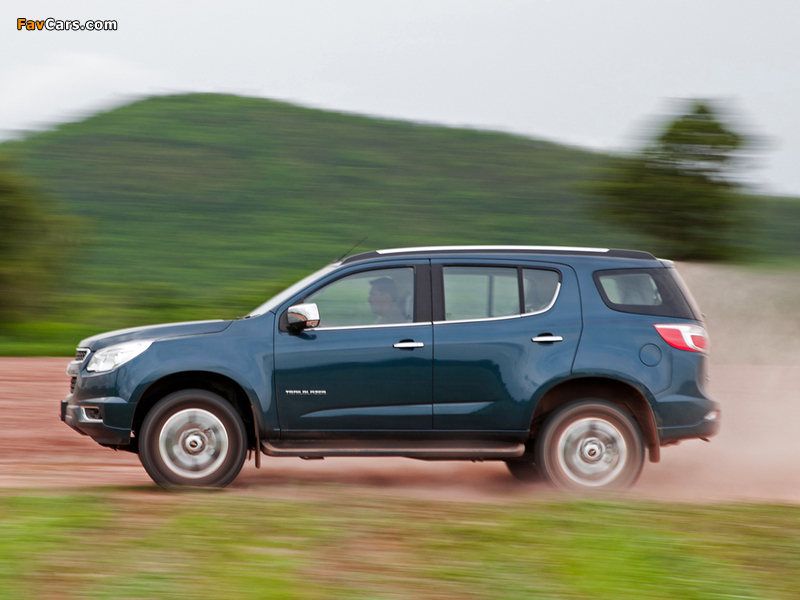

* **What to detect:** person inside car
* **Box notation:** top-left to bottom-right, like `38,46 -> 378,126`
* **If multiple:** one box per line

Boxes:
368,277 -> 408,324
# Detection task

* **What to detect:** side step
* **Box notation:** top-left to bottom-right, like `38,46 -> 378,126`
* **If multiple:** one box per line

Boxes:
261,439 -> 525,460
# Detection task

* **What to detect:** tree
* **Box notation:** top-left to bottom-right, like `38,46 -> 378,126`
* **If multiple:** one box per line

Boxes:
0,155 -> 72,322
594,101 -> 749,260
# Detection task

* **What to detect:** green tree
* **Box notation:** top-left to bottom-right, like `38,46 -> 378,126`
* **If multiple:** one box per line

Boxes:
0,155 -> 71,322
595,101 -> 749,260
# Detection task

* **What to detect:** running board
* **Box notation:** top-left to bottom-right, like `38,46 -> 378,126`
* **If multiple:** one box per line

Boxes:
260,439 -> 525,460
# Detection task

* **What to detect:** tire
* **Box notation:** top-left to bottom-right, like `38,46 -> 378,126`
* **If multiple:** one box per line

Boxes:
505,457 -> 541,482
139,389 -> 247,489
535,400 -> 644,492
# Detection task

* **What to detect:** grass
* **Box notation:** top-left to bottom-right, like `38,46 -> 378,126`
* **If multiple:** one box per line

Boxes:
0,487 -> 798,599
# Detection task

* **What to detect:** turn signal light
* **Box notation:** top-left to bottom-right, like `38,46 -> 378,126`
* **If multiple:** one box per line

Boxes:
654,324 -> 709,354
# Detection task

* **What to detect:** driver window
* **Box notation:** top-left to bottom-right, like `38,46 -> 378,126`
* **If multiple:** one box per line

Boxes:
305,268 -> 415,327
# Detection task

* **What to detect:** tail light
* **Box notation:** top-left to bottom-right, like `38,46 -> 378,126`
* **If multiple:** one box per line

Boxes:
654,324 -> 709,354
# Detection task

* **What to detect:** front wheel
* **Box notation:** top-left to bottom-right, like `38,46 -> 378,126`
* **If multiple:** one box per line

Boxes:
139,389 -> 247,489
536,400 -> 644,491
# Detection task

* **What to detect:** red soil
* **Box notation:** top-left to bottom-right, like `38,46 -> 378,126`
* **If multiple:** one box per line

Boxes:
2,358 -> 798,503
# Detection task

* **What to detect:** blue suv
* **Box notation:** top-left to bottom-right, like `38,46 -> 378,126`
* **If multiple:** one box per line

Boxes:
62,246 -> 720,490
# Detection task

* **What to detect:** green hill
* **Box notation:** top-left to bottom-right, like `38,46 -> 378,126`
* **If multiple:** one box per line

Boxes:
2,93 -> 798,354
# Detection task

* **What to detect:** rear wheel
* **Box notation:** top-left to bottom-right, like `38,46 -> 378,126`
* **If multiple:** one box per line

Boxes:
139,389 -> 247,489
536,400 -> 644,491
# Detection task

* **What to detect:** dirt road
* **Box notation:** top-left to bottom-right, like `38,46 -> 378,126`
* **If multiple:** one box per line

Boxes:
2,357 -> 798,502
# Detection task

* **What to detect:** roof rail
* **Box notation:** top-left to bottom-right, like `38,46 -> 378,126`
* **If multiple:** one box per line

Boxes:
342,245 -> 654,263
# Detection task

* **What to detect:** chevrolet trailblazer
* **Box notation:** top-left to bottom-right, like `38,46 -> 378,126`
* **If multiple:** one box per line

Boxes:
62,246 -> 720,490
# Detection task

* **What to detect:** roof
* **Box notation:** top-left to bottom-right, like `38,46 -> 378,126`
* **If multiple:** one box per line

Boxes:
342,245 -> 655,264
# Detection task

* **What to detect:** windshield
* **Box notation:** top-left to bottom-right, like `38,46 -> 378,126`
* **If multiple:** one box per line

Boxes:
246,263 -> 340,318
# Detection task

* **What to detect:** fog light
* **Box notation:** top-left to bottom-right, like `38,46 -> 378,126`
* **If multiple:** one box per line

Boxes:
81,407 -> 103,422
703,410 -> 720,421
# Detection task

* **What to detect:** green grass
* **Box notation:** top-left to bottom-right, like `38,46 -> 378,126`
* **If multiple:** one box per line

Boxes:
0,488 -> 799,599
1,93 -> 798,354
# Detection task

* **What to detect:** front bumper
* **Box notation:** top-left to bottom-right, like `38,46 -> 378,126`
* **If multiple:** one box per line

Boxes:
61,396 -> 132,446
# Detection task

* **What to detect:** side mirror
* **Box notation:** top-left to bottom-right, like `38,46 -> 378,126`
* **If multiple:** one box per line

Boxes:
287,303 -> 320,331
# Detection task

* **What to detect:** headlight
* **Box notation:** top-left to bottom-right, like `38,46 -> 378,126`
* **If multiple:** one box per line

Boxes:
86,340 -> 152,373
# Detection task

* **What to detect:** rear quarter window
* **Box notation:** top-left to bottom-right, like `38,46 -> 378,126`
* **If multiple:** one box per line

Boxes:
593,268 -> 695,319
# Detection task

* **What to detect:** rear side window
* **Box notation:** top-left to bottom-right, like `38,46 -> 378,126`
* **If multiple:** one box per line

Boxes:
443,267 -> 519,321
523,268 -> 561,313
593,268 -> 695,319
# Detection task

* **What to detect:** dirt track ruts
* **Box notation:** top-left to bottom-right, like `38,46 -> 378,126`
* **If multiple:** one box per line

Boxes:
1,358 -> 798,502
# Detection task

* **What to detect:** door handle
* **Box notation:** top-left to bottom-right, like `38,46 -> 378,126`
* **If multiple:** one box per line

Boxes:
531,335 -> 563,343
393,341 -> 425,349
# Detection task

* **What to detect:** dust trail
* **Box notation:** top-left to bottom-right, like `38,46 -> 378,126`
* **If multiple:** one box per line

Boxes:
4,263 -> 798,499
3,358 -> 798,503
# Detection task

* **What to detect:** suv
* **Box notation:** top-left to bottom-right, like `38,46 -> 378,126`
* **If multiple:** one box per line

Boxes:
62,246 -> 719,490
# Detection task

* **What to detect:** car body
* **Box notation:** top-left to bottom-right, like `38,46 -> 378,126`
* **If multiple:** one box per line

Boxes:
61,245 -> 720,490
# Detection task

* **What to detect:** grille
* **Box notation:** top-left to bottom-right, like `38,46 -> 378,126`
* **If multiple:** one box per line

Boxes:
70,377 -> 77,393
75,349 -> 88,362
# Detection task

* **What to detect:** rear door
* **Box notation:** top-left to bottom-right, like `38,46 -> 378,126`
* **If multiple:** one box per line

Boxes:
431,260 -> 582,431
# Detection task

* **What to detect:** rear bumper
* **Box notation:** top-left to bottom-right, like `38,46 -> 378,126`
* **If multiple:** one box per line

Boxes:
656,392 -> 721,444
659,414 -> 720,444
61,396 -> 132,446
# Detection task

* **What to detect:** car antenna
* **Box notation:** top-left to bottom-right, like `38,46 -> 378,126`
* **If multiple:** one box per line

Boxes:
336,236 -> 368,262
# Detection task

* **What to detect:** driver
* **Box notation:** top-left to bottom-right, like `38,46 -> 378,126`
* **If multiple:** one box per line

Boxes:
368,277 -> 407,324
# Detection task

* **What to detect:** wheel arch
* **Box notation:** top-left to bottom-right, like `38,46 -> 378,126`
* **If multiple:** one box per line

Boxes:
132,371 -> 261,451
530,376 -> 661,463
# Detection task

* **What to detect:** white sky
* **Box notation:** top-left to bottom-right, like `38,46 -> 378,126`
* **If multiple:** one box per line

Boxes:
2,0 -> 799,195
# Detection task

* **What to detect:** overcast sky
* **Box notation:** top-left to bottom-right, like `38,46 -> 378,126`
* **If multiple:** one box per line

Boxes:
2,0 -> 799,195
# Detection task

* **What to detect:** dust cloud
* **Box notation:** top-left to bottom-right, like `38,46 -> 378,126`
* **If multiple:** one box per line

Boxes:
1,264 -> 798,501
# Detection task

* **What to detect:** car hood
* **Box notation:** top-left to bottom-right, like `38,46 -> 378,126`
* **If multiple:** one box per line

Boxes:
79,320 -> 233,351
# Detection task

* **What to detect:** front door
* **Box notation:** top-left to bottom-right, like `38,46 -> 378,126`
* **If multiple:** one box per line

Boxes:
274,263 -> 433,437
